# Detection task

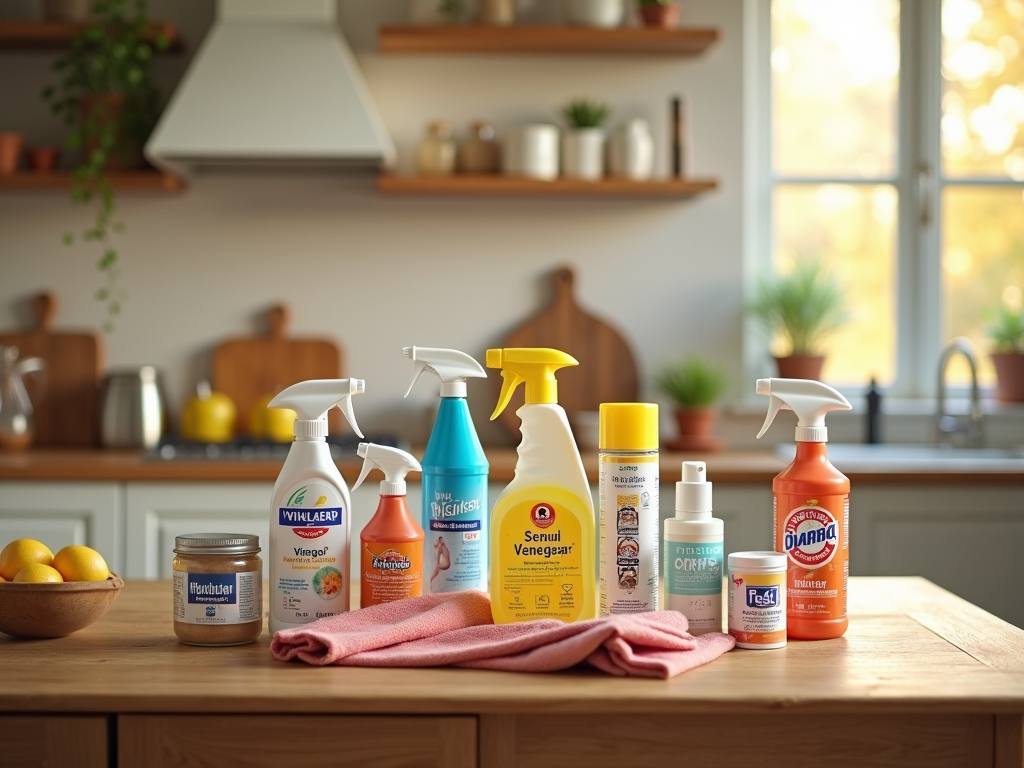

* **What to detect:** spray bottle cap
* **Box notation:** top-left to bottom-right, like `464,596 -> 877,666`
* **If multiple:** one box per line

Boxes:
268,379 -> 365,440
755,377 -> 851,443
675,460 -> 712,519
485,347 -> 578,420
403,346 -> 486,399
353,443 -> 422,496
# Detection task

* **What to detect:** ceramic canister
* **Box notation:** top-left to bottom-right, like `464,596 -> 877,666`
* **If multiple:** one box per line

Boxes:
608,119 -> 655,180
503,124 -> 560,180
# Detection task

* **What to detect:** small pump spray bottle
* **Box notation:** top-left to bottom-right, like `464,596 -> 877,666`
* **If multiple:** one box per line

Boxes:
663,461 -> 724,635
353,443 -> 424,608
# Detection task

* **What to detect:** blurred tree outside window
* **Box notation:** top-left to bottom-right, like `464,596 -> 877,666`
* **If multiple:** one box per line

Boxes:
765,0 -> 1024,394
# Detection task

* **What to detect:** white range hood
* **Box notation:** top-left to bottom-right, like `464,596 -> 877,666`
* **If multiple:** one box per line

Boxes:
145,0 -> 395,177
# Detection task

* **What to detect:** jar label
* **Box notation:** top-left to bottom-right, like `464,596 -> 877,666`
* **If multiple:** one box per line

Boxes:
728,570 -> 786,647
173,570 -> 261,625
599,455 -> 659,614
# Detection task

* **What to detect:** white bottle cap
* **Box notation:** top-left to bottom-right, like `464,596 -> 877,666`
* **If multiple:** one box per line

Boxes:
675,460 -> 712,519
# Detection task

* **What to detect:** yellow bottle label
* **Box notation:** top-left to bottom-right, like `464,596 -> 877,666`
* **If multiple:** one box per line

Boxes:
492,485 -> 595,624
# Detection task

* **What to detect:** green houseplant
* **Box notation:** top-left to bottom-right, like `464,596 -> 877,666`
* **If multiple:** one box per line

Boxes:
41,0 -> 167,331
748,258 -> 850,381
638,0 -> 681,28
561,98 -> 610,181
986,304 -> 1024,402
656,356 -> 728,451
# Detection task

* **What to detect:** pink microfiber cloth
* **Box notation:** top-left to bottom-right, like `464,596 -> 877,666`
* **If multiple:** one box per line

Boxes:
271,591 -> 735,679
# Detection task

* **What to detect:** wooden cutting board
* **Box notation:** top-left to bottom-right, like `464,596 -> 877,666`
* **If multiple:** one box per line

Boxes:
211,305 -> 345,436
0,292 -> 103,447
495,267 -> 639,439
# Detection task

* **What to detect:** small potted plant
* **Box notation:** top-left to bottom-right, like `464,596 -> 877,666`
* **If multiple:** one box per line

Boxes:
986,304 -> 1024,402
638,0 -> 681,28
748,258 -> 850,380
561,98 -> 609,181
656,356 -> 728,451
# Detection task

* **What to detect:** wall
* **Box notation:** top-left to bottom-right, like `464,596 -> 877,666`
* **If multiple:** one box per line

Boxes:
0,0 -> 745,446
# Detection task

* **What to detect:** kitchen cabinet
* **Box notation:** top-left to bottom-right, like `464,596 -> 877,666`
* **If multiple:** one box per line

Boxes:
0,716 -> 108,768
0,481 -> 122,574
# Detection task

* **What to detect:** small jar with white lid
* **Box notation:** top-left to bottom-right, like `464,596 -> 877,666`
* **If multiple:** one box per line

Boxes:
727,551 -> 787,649
172,533 -> 262,647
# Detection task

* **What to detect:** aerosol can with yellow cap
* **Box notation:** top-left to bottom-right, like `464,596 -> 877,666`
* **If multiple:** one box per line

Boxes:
486,348 -> 596,624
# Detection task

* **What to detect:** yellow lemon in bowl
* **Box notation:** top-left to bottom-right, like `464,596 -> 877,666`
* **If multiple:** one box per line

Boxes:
52,546 -> 110,582
13,563 -> 64,583
0,538 -> 54,580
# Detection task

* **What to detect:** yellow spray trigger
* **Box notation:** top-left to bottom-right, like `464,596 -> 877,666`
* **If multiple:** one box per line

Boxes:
486,348 -> 579,420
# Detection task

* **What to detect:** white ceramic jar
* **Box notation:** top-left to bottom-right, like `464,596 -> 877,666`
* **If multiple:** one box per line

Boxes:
562,128 -> 605,181
503,124 -> 560,180
564,0 -> 625,27
608,119 -> 655,180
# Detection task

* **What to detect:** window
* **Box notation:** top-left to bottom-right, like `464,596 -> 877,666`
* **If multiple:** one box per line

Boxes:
750,0 -> 1024,396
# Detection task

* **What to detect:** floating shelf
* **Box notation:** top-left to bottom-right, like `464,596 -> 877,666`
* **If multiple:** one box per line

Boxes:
0,171 -> 185,193
378,25 -> 718,55
377,175 -> 717,198
0,21 -> 181,51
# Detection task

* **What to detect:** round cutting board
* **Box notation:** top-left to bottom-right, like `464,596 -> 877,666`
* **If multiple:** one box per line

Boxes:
495,267 -> 639,440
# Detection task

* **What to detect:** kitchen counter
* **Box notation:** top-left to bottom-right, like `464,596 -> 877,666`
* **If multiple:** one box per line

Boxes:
1,578 -> 1022,768
2,447 -> 1023,484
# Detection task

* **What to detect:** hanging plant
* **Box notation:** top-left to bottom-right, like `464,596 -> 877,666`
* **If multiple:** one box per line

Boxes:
41,0 -> 167,332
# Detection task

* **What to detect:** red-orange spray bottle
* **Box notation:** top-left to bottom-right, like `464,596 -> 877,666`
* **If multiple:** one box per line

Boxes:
756,378 -> 852,640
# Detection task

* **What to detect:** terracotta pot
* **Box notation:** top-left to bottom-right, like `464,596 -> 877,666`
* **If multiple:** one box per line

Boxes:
639,2 -> 681,28
80,94 -> 142,171
0,132 -> 24,175
26,147 -> 60,173
991,353 -> 1024,403
666,406 -> 724,452
774,355 -> 825,381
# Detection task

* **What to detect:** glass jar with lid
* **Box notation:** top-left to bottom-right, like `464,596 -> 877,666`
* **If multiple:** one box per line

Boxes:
172,533 -> 262,646
416,121 -> 457,176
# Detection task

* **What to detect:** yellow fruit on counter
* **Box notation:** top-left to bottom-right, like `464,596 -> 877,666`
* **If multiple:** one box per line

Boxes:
249,393 -> 296,443
52,545 -> 110,582
13,563 -> 64,583
180,381 -> 236,443
0,538 -> 54,581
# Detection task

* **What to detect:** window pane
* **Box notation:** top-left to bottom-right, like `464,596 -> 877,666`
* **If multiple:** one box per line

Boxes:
773,184 -> 898,385
943,186 -> 1024,386
772,0 -> 900,177
942,0 -> 1024,178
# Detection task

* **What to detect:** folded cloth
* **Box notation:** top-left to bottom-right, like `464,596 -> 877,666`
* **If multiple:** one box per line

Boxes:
271,591 -> 735,679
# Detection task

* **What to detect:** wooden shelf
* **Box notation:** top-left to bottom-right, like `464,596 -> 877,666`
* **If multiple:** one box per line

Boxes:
377,175 -> 717,198
0,21 -> 181,51
378,25 -> 717,55
0,171 -> 184,193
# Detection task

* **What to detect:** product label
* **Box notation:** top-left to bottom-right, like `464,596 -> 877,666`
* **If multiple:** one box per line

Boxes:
728,570 -> 786,647
599,455 -> 658,614
173,571 -> 261,625
273,482 -> 347,625
497,497 -> 585,622
666,540 -> 723,633
424,473 -> 488,594
774,494 -> 849,622
362,542 -> 423,607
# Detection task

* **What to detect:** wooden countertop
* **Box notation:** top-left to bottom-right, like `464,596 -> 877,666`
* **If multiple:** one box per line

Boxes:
1,577 -> 1023,716
1,448 -> 1022,484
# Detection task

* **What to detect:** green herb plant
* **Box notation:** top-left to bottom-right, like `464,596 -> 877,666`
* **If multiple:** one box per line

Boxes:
638,0 -> 673,6
748,258 -> 850,357
656,357 -> 728,408
985,304 -> 1024,353
561,98 -> 610,130
438,0 -> 466,24
41,0 -> 166,331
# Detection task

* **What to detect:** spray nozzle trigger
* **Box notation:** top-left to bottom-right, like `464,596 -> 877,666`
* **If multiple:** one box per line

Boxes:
486,347 -> 578,419
755,377 -> 851,442
269,378 -> 365,438
403,347 -> 486,399
353,442 -> 422,496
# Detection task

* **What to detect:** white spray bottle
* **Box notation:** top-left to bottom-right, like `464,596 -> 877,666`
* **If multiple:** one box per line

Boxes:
268,379 -> 364,634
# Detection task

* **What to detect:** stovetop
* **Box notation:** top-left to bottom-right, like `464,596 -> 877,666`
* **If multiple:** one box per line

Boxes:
144,434 -> 406,462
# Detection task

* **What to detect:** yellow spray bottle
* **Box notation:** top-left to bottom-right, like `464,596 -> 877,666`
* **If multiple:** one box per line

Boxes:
486,348 -> 597,624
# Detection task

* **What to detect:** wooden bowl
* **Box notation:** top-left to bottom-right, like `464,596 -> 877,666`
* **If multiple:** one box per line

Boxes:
0,574 -> 124,639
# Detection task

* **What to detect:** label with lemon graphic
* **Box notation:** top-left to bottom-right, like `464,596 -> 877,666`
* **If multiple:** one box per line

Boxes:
274,482 -> 346,624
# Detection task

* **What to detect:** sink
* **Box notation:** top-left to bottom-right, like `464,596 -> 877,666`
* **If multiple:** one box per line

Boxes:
774,443 -> 1024,471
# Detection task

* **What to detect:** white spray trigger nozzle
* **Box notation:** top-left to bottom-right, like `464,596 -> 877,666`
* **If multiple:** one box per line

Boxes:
756,378 -> 851,443
403,346 -> 486,399
353,442 -> 422,496
269,378 -> 365,439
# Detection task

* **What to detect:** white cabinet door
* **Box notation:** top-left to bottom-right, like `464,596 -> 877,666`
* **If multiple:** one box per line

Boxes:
0,482 -> 123,574
125,483 -> 274,579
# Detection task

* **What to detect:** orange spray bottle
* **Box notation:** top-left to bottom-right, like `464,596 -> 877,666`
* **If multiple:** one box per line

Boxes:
353,443 -> 424,608
756,378 -> 852,640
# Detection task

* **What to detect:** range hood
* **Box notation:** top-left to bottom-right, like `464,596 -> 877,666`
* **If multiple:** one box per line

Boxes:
145,0 -> 395,177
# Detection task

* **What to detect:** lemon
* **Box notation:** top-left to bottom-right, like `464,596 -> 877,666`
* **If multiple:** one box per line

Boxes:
52,545 -> 110,582
0,538 -> 54,580
13,563 -> 64,583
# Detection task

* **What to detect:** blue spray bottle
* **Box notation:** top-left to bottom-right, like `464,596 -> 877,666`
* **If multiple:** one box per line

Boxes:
404,346 -> 489,594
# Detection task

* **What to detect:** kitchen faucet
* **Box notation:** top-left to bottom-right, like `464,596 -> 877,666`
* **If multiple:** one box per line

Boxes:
935,337 -> 983,448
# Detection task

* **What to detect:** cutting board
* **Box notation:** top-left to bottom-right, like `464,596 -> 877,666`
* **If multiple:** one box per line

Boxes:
211,305 -> 345,436
495,267 -> 639,440
0,292 -> 103,447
